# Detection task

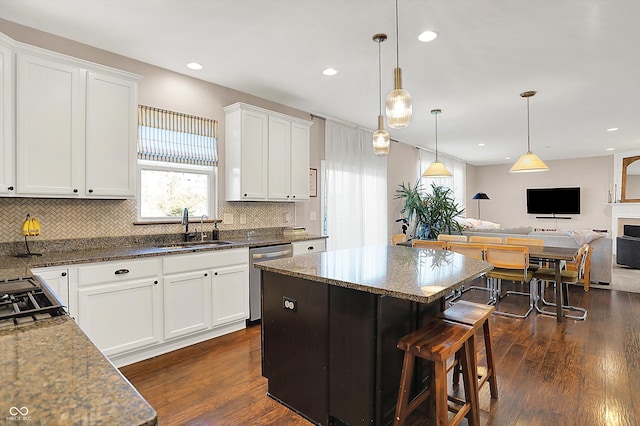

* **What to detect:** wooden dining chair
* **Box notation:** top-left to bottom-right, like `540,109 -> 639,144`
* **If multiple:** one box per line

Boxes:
412,240 -> 447,250
391,233 -> 408,246
532,244 -> 588,320
469,235 -> 503,245
437,234 -> 468,243
484,244 -> 534,318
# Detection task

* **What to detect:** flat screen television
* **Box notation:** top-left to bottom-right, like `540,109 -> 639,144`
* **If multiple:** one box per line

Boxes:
526,187 -> 581,214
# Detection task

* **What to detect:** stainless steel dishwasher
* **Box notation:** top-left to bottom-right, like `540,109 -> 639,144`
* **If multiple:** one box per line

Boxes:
249,244 -> 293,322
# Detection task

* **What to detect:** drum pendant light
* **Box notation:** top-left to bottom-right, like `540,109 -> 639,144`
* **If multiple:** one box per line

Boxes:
510,91 -> 549,172
385,0 -> 412,128
372,33 -> 390,155
423,109 -> 452,177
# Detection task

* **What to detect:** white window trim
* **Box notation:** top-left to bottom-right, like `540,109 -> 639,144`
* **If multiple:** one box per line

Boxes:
136,159 -> 218,222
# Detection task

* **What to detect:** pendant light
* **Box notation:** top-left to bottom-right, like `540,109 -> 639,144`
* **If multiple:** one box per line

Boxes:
509,91 -> 549,173
385,0 -> 412,128
372,33 -> 390,155
423,109 -> 452,177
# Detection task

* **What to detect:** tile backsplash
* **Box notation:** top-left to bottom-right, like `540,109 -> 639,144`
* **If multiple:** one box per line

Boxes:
0,198 -> 295,243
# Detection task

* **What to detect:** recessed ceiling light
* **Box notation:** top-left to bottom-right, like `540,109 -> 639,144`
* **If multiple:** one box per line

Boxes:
505,156 -> 512,160
186,62 -> 203,70
478,143 -> 485,147
322,68 -> 338,76
606,147 -> 615,151
418,31 -> 438,42
607,127 -> 619,132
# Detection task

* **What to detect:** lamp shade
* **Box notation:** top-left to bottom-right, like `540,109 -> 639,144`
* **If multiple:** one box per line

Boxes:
509,152 -> 549,173
423,161 -> 452,177
373,116 -> 390,155
472,192 -> 490,200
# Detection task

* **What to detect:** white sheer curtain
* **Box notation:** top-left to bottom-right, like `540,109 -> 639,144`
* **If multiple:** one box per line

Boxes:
325,119 -> 387,250
418,149 -> 467,213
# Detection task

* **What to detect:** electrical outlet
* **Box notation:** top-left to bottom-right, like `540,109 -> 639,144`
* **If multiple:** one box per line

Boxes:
223,213 -> 234,224
240,214 -> 247,224
310,211 -> 317,221
283,296 -> 297,312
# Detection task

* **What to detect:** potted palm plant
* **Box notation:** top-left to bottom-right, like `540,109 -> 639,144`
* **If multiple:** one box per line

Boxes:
395,180 -> 464,240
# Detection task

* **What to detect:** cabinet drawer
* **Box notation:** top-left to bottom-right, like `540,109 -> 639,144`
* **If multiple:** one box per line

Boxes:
163,248 -> 249,274
292,239 -> 326,256
78,257 -> 161,286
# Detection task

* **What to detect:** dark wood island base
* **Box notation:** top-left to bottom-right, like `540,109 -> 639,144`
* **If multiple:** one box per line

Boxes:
257,245 -> 492,425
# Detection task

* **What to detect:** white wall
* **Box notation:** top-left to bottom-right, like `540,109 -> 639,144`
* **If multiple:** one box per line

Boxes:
386,142 -> 420,239
466,156 -> 613,232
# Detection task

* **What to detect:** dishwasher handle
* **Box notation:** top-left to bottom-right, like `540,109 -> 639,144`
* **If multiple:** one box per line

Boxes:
252,249 -> 293,260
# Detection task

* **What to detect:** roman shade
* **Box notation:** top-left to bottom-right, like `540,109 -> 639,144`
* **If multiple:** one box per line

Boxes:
137,105 -> 218,166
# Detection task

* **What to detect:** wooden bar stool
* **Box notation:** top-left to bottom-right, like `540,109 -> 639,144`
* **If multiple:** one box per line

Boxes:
439,300 -> 498,399
394,318 -> 479,426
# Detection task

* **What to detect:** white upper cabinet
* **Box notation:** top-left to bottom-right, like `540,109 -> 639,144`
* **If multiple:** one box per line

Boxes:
85,72 -> 137,197
4,33 -> 141,199
16,52 -> 85,196
0,36 -> 14,195
225,102 -> 312,202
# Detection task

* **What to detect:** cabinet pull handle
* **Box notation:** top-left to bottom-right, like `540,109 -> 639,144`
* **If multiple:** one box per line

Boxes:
61,272 -> 67,277
308,246 -> 314,250
7,186 -> 13,191
114,269 -> 130,275
88,189 -> 94,193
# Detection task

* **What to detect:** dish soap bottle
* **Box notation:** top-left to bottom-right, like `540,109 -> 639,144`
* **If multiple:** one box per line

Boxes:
212,222 -> 220,240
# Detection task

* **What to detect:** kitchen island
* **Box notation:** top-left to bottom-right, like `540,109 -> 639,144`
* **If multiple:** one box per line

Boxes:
255,244 -> 493,426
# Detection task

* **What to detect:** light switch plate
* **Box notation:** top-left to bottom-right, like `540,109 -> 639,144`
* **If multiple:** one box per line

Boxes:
223,213 -> 234,224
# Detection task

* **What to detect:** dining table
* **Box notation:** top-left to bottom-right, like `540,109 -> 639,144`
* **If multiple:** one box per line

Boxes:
526,245 -> 580,322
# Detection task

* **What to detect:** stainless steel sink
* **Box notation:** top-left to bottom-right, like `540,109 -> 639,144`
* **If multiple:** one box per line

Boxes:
153,241 -> 232,251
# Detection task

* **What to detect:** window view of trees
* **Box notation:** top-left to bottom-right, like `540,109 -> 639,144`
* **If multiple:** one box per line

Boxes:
140,169 -> 209,218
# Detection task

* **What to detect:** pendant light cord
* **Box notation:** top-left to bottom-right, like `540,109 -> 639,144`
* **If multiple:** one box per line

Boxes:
526,96 -> 531,153
378,39 -> 382,116
434,112 -> 439,161
395,0 -> 399,68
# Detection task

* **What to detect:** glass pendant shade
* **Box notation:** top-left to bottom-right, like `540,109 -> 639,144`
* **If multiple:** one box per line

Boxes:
386,68 -> 412,128
422,161 -> 451,177
509,152 -> 549,172
373,115 -> 390,155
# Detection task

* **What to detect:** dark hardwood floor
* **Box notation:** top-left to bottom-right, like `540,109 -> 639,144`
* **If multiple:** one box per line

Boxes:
121,284 -> 640,425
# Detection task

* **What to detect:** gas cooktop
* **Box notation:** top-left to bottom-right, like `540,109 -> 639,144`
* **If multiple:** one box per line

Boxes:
0,276 -> 66,328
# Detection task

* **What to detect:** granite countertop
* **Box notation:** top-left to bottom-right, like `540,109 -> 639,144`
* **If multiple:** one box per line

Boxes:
255,244 -> 493,304
0,234 -> 327,278
0,315 -> 157,425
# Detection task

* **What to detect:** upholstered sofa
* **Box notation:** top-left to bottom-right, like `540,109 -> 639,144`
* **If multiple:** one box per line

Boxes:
461,229 -> 612,284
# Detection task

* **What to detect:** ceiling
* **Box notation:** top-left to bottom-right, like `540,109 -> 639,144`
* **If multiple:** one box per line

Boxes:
1,0 -> 639,166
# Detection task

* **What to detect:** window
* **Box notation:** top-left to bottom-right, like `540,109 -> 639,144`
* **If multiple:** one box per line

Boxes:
137,106 -> 218,220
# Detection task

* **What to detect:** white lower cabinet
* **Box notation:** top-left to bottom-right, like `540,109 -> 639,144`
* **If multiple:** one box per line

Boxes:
212,263 -> 249,327
63,248 -> 250,366
163,270 -> 212,340
78,276 -> 162,357
292,238 -> 326,256
77,258 -> 162,357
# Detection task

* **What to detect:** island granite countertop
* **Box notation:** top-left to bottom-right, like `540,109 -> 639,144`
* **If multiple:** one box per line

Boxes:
255,244 -> 493,304
0,315 -> 157,425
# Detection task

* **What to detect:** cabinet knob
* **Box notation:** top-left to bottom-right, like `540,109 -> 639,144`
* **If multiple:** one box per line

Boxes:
61,272 -> 67,277
287,195 -> 290,198
73,189 -> 78,193
244,193 -> 248,197
114,269 -> 130,275
154,280 -> 158,285
214,272 -> 218,276
204,273 -> 208,277
308,246 -> 314,250
7,186 -> 13,191
292,195 -> 296,198
88,189 -> 94,193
